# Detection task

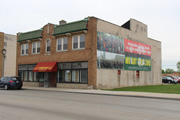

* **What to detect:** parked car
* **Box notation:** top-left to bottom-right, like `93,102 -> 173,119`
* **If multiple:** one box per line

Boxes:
172,76 -> 180,83
178,76 -> 180,83
0,76 -> 23,90
162,76 -> 178,84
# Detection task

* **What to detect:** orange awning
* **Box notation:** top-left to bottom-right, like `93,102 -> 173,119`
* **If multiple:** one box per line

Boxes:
33,62 -> 57,72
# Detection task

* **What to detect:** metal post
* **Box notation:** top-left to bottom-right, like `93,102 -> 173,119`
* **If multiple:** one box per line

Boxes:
2,49 -> 6,77
2,55 -> 5,77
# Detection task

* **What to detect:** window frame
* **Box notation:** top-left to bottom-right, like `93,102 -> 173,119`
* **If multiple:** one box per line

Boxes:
46,39 -> 51,53
57,62 -> 88,84
56,37 -> 68,52
18,64 -> 38,82
32,41 -> 40,54
72,34 -> 85,50
21,43 -> 29,55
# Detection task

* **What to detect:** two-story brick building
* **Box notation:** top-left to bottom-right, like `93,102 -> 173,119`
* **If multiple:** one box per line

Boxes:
16,17 -> 161,89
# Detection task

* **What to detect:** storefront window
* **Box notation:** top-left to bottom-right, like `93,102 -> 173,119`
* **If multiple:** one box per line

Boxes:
18,71 -> 23,81
24,71 -> 28,82
58,63 -> 71,69
72,62 -> 88,69
18,64 -> 37,82
29,65 -> 36,70
80,70 -> 88,83
33,72 -> 38,82
57,62 -> 88,84
72,70 -> 79,82
65,70 -> 71,82
19,65 -> 28,70
29,71 -> 33,82
58,70 -> 64,82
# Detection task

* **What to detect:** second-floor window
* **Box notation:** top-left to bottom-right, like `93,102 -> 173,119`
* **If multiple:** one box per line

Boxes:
57,37 -> 68,51
46,40 -> 51,52
21,43 -> 28,55
72,34 -> 85,49
32,42 -> 40,54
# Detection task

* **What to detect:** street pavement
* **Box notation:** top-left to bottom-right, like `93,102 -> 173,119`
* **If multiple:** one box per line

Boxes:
0,88 -> 180,120
23,86 -> 180,101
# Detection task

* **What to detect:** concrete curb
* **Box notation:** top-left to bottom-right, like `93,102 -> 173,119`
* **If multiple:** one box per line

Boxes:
22,86 -> 180,101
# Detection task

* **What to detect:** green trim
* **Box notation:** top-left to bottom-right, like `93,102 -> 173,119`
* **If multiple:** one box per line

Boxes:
53,28 -> 87,36
17,37 -> 42,42
53,20 -> 88,36
18,29 -> 42,42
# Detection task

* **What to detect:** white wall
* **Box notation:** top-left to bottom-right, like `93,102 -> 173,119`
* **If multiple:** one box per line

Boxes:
97,19 -> 162,89
4,34 -> 17,76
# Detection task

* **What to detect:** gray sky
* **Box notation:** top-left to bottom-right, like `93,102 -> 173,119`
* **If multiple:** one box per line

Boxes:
1,0 -> 180,71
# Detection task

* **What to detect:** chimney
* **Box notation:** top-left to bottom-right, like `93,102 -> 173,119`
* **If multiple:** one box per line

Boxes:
59,20 -> 66,25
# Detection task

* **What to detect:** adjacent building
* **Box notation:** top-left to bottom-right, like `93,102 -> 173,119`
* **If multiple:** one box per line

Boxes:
16,17 -> 161,89
0,32 -> 17,78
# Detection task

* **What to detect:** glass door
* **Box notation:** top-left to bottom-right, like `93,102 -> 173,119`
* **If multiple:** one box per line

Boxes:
44,72 -> 49,87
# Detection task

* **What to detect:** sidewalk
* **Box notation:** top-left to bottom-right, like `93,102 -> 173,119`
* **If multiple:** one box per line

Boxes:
22,86 -> 180,101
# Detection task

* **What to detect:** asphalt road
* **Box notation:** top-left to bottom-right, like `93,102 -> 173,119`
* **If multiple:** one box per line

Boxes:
0,88 -> 180,120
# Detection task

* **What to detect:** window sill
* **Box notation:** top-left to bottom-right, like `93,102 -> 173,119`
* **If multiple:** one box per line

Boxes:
21,54 -> 28,56
44,52 -> 51,55
56,50 -> 68,52
72,48 -> 85,51
32,53 -> 40,55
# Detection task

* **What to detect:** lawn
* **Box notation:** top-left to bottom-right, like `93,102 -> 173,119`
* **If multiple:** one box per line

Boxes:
107,84 -> 180,94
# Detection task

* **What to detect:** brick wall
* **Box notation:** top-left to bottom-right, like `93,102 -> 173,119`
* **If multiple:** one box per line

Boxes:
16,17 -> 98,88
0,32 -> 4,78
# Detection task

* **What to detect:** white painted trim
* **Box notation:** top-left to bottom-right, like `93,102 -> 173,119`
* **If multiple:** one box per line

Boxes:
21,43 -> 29,56
72,34 -> 85,50
56,37 -> 68,52
45,39 -> 51,53
32,41 -> 40,54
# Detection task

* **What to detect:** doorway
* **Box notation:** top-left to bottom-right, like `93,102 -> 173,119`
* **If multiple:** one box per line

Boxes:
44,72 -> 49,87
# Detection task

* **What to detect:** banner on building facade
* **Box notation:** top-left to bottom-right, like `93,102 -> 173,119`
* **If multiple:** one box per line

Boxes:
124,39 -> 151,56
97,32 -> 151,71
124,56 -> 151,71
97,32 -> 125,69
124,39 -> 151,71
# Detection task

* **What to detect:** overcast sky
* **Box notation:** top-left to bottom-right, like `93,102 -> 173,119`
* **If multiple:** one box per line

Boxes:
1,0 -> 180,71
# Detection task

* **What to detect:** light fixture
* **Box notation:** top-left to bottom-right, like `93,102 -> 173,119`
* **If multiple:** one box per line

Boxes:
2,49 -> 6,56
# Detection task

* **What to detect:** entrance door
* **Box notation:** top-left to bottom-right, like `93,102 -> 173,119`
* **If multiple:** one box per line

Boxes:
44,72 -> 49,87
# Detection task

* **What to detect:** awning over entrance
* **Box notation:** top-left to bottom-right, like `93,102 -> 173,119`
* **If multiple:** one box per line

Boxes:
33,62 -> 57,72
